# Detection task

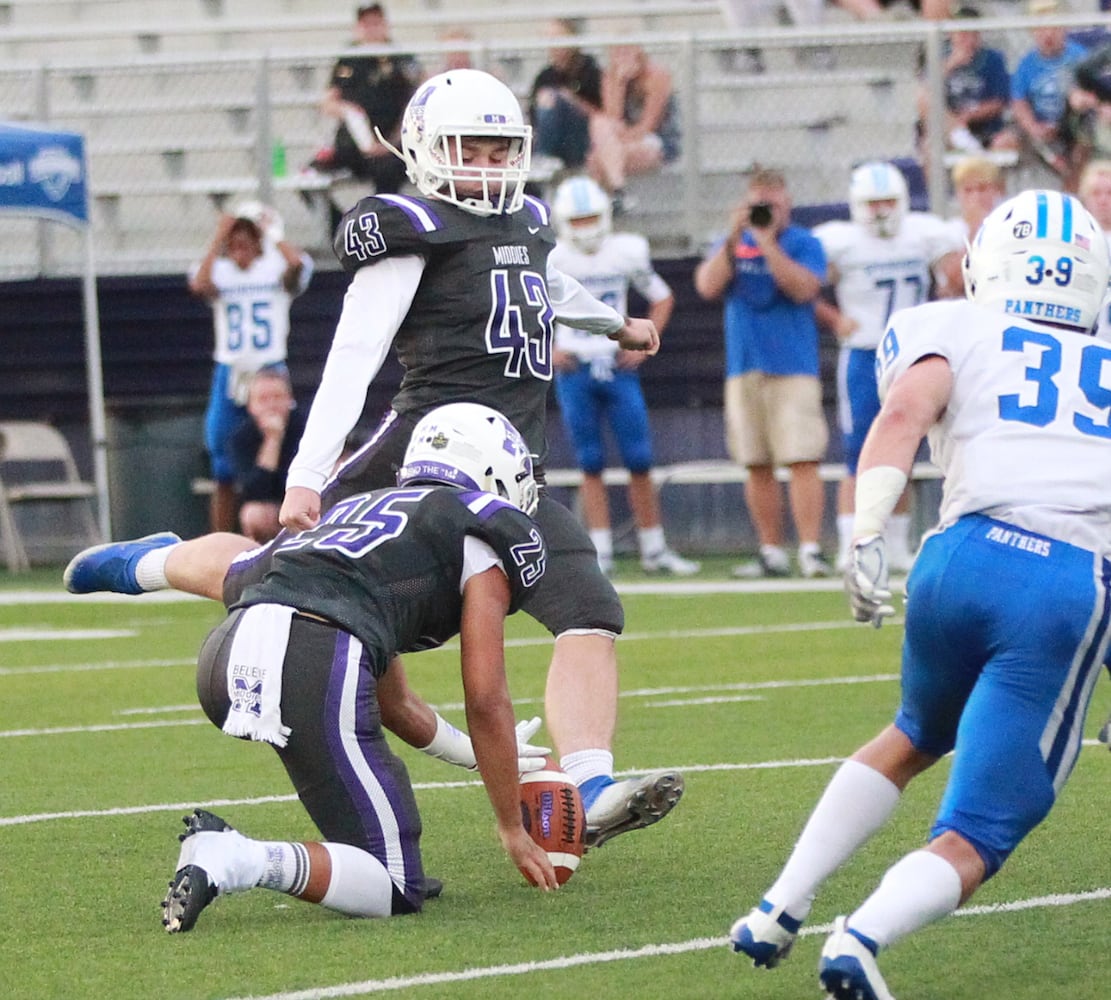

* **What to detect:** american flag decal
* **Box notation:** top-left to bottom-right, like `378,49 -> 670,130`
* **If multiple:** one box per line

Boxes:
1075,233 -> 1090,250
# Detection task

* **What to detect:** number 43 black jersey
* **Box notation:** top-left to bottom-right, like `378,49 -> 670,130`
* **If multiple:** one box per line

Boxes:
334,192 -> 558,462
234,485 -> 546,675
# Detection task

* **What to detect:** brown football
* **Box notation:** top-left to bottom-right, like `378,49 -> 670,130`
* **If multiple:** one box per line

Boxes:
519,758 -> 586,885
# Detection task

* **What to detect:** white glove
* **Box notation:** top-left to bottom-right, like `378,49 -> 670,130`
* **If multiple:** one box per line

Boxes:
845,534 -> 895,629
259,206 -> 285,244
419,713 -> 552,774
512,716 -> 554,774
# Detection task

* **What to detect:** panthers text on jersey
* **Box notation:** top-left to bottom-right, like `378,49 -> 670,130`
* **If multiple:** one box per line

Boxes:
194,244 -> 313,368
815,213 -> 962,350
877,298 -> 1111,552
234,485 -> 546,674
549,232 -> 671,362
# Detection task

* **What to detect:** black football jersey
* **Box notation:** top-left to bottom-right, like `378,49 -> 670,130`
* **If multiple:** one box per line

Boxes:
334,193 -> 558,462
234,485 -> 546,675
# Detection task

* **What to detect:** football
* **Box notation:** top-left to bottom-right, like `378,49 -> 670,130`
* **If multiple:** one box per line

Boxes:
519,759 -> 586,885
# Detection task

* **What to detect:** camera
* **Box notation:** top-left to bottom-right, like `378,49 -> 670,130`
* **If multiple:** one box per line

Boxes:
749,202 -> 773,227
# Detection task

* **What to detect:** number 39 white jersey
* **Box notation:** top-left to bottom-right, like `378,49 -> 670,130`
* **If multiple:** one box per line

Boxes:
815,213 -> 962,350
877,298 -> 1111,550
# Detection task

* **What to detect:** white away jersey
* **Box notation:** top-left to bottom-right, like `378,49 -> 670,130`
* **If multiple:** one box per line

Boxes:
549,232 -> 671,362
193,243 -> 313,367
815,213 -> 962,349
877,298 -> 1111,550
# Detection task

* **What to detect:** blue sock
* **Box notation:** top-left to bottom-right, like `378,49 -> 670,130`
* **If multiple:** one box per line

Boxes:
578,775 -> 614,812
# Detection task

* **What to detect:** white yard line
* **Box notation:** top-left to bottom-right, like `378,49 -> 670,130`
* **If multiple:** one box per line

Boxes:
4,749 -> 1106,828
0,620 -> 890,679
0,628 -> 137,641
219,889 -> 1111,1000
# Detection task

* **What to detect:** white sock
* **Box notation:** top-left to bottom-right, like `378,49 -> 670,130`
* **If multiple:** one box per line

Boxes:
885,514 -> 912,566
318,842 -> 395,918
589,529 -> 613,563
799,541 -> 821,557
837,514 -> 855,565
560,748 -> 614,786
848,850 -> 962,950
638,525 -> 666,560
256,841 -> 306,893
135,543 -> 176,591
764,760 -> 901,922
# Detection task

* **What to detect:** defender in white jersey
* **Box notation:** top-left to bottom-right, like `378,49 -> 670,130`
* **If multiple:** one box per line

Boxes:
814,162 -> 963,572
549,176 -> 698,576
189,204 -> 313,532
729,190 -> 1111,1000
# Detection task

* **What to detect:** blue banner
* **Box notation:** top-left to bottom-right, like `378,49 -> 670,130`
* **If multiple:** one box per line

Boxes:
0,122 -> 87,227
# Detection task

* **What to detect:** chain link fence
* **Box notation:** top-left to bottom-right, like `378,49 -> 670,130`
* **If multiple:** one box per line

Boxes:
2,11 -> 1106,277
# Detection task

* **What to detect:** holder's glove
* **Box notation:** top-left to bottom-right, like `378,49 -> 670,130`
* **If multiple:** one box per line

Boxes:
846,534 -> 895,629
420,714 -> 553,774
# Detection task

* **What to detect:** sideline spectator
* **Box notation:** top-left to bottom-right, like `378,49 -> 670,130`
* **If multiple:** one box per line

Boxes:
917,8 -> 1018,160
933,154 -> 1007,296
527,19 -> 604,177
693,168 -> 831,579
591,43 -> 680,211
229,366 -> 307,544
188,204 -> 313,533
1061,40 -> 1111,180
549,176 -> 699,577
1078,159 -> 1111,340
1010,0 -> 1089,184
310,4 -> 420,216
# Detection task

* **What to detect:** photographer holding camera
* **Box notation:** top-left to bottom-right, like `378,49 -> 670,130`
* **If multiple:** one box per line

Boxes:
694,168 -> 831,578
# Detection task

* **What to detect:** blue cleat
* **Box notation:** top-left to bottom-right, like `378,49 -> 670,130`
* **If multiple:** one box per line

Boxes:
819,916 -> 895,1000
63,531 -> 180,595
729,899 -> 801,968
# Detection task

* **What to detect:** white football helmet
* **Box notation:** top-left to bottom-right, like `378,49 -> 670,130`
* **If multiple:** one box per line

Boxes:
963,189 -> 1111,334
849,161 -> 909,239
552,176 -> 612,254
398,402 -> 539,515
385,69 -> 531,217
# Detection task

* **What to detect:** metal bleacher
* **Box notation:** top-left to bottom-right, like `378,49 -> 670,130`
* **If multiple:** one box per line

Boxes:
2,4 -> 1107,276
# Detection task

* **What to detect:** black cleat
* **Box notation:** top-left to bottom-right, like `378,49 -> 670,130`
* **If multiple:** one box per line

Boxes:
162,864 -> 217,933
179,808 -> 234,842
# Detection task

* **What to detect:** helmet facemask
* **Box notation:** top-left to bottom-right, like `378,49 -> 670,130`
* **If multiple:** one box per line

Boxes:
552,176 -> 613,253
380,69 -> 533,217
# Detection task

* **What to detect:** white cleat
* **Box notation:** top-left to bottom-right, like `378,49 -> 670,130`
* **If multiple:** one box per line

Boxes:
818,916 -> 896,1000
729,900 -> 800,968
584,770 -> 684,848
641,549 -> 701,576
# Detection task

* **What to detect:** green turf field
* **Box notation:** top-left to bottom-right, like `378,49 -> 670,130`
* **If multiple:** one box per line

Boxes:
1,562 -> 1108,999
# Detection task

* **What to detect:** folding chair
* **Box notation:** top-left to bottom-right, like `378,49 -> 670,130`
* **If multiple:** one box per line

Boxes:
0,421 -> 102,572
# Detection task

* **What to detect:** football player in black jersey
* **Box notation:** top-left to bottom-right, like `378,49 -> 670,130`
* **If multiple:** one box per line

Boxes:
66,69 -> 683,852
157,404 -> 558,934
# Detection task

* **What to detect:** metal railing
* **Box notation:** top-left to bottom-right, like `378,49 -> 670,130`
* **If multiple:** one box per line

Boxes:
1,12 -> 1105,277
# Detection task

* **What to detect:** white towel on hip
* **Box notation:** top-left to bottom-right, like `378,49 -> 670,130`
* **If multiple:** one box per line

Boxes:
222,603 -> 296,748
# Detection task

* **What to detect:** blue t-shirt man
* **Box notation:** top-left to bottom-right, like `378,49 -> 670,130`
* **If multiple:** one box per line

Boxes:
1012,37 -> 1088,125
720,225 -> 827,378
